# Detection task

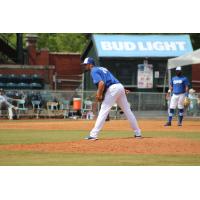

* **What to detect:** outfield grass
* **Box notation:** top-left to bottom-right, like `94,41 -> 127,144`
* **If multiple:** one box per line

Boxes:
1,151 -> 200,166
0,129 -> 200,166
0,130 -> 200,145
0,130 -> 85,145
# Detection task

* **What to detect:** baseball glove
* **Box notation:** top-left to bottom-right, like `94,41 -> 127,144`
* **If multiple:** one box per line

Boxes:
183,97 -> 191,107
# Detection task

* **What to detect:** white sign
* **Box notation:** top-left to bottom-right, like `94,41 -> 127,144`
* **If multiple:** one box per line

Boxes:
137,64 -> 153,89
155,71 -> 159,78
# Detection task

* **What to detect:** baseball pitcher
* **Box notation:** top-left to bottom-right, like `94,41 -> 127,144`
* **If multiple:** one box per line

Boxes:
164,66 -> 190,126
81,57 -> 142,140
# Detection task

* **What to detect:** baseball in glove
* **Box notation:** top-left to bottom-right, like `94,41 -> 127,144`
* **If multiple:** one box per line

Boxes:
183,97 -> 191,107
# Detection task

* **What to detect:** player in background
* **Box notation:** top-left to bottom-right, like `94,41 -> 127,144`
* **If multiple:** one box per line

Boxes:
0,89 -> 19,120
164,66 -> 189,126
81,57 -> 142,140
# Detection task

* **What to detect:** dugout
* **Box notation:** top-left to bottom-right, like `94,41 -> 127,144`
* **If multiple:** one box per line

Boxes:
81,34 -> 193,92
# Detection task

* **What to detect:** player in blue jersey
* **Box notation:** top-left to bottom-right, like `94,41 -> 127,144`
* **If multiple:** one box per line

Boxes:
165,66 -> 190,126
81,57 -> 142,140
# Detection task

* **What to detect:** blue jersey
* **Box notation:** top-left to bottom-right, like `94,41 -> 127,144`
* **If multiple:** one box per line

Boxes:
91,66 -> 119,89
170,76 -> 189,94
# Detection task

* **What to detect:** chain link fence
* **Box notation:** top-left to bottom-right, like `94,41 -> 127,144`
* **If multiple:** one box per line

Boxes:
0,90 -> 200,119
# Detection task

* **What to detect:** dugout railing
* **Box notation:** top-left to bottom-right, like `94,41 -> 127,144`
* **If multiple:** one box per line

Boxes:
0,90 -> 200,119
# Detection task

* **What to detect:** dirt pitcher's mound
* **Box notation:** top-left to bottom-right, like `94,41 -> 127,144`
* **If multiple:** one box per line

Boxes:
1,137 -> 200,155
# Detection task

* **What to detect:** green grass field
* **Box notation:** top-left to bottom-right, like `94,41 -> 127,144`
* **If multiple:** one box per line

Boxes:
0,129 -> 200,166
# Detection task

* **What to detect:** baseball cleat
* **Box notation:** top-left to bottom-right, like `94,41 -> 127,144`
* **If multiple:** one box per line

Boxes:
164,122 -> 171,126
84,136 -> 98,140
177,123 -> 182,126
134,135 -> 142,139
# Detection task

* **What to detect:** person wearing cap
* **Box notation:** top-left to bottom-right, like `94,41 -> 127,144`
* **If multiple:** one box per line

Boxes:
81,57 -> 142,140
188,88 -> 198,116
0,89 -> 19,120
164,66 -> 190,126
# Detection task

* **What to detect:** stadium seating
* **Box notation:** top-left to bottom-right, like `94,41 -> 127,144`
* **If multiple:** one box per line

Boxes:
9,74 -> 19,82
0,74 -> 8,83
0,82 -> 6,88
0,73 -> 44,90
16,99 -> 28,118
32,100 -> 42,119
17,82 -> 30,89
81,100 -> 93,119
32,100 -> 41,109
20,74 -> 31,83
59,99 -> 70,118
31,74 -> 42,83
30,82 -> 43,89
6,82 -> 18,89
47,101 -> 59,117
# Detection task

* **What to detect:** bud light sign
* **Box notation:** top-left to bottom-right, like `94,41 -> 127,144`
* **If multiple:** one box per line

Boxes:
93,34 -> 193,57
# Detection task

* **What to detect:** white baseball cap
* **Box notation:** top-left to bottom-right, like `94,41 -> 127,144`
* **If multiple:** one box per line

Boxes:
81,57 -> 95,65
176,66 -> 182,71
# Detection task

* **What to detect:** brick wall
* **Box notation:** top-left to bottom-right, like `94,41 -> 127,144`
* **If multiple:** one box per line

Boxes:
49,53 -> 81,76
28,46 -> 81,76
26,45 -> 81,90
36,49 -> 49,66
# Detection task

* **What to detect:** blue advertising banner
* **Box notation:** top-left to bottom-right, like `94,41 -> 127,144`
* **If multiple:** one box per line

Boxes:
93,34 -> 193,57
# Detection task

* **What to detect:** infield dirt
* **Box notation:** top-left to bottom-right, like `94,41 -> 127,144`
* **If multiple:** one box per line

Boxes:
0,119 -> 200,155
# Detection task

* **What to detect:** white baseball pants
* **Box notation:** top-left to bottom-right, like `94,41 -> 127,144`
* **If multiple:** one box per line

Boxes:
0,102 -> 14,120
170,93 -> 185,109
90,83 -> 141,138
8,107 -> 14,120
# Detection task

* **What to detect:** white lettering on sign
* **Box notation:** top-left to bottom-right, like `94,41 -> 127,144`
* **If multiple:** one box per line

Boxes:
152,42 -> 165,51
176,41 -> 186,50
112,41 -> 123,51
100,41 -> 187,51
146,42 -> 154,51
101,41 -> 112,50
163,42 -> 177,51
124,42 -> 136,51
173,80 -> 183,84
137,42 -> 148,51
